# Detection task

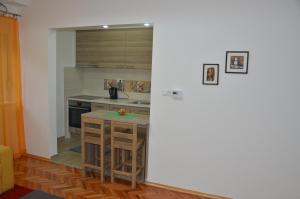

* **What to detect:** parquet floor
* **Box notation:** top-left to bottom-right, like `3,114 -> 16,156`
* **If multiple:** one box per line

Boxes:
14,156 -> 213,199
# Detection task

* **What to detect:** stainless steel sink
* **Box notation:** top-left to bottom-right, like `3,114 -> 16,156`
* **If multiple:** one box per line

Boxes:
129,101 -> 150,105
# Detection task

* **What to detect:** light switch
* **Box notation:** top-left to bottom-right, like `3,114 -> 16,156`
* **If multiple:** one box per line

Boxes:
172,89 -> 183,99
162,89 -> 183,99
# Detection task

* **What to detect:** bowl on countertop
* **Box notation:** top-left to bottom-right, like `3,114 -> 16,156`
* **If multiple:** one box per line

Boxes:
118,108 -> 127,115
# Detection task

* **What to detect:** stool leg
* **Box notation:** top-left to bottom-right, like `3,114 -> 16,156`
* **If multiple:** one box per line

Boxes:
81,122 -> 86,176
122,149 -> 125,171
142,143 -> 146,181
100,140 -> 104,182
132,149 -> 137,189
111,145 -> 115,183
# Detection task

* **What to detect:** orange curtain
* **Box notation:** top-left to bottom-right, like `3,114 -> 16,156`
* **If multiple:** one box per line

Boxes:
0,16 -> 26,158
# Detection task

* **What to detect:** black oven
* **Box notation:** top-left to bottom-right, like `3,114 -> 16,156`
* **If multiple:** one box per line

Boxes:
69,100 -> 91,128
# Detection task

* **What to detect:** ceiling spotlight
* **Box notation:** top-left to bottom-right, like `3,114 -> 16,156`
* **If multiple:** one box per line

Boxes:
144,23 -> 151,27
102,25 -> 109,29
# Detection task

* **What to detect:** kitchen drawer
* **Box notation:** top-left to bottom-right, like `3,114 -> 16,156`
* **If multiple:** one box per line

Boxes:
91,103 -> 109,111
131,107 -> 150,115
109,104 -> 132,112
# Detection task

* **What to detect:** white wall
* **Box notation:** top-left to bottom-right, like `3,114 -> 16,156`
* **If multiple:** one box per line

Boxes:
19,0 -> 300,198
64,67 -> 82,96
47,30 -> 57,156
56,31 -> 76,138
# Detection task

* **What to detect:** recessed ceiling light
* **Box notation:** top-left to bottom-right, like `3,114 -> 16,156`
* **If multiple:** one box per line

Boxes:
144,23 -> 151,27
102,25 -> 109,29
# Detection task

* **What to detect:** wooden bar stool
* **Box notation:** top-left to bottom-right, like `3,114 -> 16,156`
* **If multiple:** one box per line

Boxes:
81,116 -> 109,182
111,120 -> 145,189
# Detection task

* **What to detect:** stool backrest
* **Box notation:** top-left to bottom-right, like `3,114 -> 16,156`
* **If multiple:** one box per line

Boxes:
81,117 -> 105,166
111,121 -> 137,144
81,117 -> 105,135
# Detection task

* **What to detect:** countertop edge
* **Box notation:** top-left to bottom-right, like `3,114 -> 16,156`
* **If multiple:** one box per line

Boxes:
67,97 -> 150,108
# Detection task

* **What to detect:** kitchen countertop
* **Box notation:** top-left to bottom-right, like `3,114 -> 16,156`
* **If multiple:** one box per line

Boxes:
68,96 -> 150,108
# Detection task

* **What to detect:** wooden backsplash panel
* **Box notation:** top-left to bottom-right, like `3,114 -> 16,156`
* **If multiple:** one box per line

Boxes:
76,28 -> 153,69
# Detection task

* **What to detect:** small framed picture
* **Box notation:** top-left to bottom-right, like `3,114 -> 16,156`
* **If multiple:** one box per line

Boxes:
225,51 -> 249,74
203,64 -> 219,85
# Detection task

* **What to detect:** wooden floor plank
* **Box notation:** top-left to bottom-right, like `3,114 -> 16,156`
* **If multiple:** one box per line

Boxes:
14,156 -> 221,199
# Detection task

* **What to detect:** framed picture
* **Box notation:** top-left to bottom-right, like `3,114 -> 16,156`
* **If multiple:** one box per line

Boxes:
225,51 -> 249,74
203,64 -> 219,85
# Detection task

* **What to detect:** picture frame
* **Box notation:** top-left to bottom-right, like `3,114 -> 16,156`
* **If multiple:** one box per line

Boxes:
225,51 -> 249,74
203,64 -> 219,85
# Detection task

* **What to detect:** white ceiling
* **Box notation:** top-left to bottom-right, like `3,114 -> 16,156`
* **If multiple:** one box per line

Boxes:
1,0 -> 30,6
0,0 -> 29,14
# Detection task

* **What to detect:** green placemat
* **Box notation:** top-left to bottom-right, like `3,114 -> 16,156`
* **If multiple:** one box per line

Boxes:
105,111 -> 137,120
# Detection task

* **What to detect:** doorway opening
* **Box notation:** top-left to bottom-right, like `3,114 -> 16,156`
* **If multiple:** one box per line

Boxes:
48,24 -> 153,170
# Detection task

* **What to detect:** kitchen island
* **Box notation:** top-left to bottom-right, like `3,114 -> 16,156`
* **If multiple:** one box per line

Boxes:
81,110 -> 150,182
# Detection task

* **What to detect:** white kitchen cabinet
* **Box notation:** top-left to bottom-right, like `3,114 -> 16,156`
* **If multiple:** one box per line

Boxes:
91,103 -> 109,111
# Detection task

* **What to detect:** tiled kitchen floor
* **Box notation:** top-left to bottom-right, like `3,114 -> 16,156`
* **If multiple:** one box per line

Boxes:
51,133 -> 81,168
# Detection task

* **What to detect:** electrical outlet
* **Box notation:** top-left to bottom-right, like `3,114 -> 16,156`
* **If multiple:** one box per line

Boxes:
172,89 -> 183,99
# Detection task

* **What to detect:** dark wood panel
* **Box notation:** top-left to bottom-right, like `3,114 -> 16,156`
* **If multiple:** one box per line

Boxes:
76,28 -> 153,69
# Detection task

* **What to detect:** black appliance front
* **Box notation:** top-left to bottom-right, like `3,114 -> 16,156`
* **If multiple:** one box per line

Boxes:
68,101 -> 91,128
